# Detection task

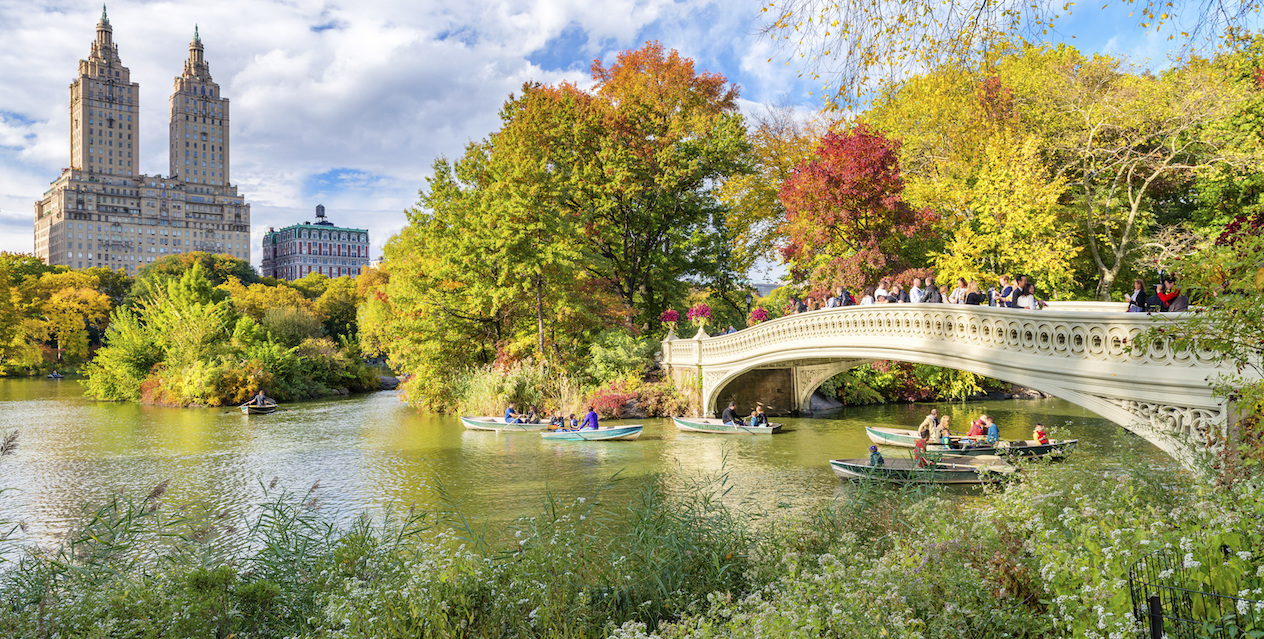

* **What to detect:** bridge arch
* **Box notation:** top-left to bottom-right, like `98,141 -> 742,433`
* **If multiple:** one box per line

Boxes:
662,304 -> 1239,468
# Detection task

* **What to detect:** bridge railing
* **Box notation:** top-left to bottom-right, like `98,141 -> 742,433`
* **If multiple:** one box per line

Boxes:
662,304 -> 1212,371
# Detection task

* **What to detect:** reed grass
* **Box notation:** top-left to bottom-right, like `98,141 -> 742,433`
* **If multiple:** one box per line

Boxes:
0,452 -> 1239,638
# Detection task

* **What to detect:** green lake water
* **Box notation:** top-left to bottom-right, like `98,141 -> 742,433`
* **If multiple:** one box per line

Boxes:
0,377 -> 1173,546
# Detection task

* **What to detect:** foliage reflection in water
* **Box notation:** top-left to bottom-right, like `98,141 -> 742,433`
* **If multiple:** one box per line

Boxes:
0,377 -> 1171,549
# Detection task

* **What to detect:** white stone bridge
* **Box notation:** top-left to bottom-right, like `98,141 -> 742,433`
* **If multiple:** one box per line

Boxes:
660,302 -> 1242,466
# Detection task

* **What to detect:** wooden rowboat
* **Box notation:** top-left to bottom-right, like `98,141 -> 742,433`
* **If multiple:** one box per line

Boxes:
541,425 -> 643,441
829,455 -> 1017,484
865,426 -> 1077,458
673,417 -> 783,434
240,404 -> 277,415
460,416 -> 553,432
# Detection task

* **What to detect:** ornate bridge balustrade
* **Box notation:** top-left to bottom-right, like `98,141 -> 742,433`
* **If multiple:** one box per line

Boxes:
660,303 -> 1244,466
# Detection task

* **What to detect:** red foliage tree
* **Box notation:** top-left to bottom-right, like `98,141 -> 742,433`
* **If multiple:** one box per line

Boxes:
777,125 -> 938,290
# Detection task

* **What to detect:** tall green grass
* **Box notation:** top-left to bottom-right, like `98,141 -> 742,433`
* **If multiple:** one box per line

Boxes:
2,450 -> 1258,638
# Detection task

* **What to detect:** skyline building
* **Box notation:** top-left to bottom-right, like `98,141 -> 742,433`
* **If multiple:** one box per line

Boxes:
259,205 -> 370,281
32,8 -> 252,273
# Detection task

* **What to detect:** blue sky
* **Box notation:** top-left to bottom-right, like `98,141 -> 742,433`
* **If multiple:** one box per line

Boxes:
0,0 -> 1247,270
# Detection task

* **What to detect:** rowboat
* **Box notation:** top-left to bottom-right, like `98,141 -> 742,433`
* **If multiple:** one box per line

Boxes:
541,425 -> 643,441
829,455 -> 1018,484
673,417 -> 783,434
865,426 -> 1077,458
240,403 -> 277,415
460,416 -> 553,432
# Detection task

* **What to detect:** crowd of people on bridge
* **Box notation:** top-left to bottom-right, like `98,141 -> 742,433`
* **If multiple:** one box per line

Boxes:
781,272 -> 1189,316
785,274 -> 1046,315
1126,273 -> 1188,313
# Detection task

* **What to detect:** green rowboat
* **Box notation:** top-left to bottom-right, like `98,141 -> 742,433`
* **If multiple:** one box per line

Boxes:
460,416 -> 552,432
865,426 -> 1077,458
541,425 -> 643,441
673,417 -> 782,434
830,455 -> 1017,484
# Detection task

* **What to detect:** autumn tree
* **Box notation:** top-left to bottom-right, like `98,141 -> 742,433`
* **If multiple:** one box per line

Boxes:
1020,51 -> 1251,298
778,125 -> 938,290
756,0 -> 1260,108
567,43 -> 751,325
716,104 -> 830,274
933,135 -> 1080,294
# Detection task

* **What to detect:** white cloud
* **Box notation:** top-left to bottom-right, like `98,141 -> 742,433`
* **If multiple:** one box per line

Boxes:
2,0 -> 828,262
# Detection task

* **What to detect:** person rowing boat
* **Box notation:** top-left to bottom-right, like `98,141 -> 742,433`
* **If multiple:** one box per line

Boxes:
250,390 -> 275,407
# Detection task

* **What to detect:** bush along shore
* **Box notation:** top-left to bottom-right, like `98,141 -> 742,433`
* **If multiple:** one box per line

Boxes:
2,443 -> 1259,638
82,262 -> 378,407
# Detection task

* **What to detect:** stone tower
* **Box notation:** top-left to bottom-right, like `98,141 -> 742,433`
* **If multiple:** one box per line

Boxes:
68,5 -> 140,177
168,25 -> 231,185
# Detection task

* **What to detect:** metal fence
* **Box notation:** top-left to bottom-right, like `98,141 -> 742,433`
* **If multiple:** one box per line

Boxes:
1129,548 -> 1264,639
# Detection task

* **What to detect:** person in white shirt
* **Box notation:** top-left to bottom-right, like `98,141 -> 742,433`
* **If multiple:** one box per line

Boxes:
948,277 -> 968,304
1017,283 -> 1038,309
909,278 -> 924,304
873,278 -> 890,302
860,286 -> 875,305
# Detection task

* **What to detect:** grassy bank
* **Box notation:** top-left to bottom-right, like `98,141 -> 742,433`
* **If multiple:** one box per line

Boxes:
2,448 -> 1260,638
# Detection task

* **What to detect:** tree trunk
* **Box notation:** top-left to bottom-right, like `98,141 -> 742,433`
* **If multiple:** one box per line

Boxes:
534,275 -> 546,358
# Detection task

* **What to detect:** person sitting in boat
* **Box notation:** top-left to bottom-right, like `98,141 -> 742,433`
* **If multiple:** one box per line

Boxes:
721,401 -> 739,426
937,415 -> 954,449
581,407 -> 600,430
748,403 -> 769,427
985,416 -> 1001,444
504,402 -> 522,424
913,437 -> 934,468
568,413 -> 579,430
524,406 -> 540,424
966,416 -> 985,439
868,445 -> 885,467
549,413 -> 564,430
252,390 -> 273,407
1033,422 -> 1050,445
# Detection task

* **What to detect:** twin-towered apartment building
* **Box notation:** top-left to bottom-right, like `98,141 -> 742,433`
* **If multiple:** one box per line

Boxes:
32,9 -> 251,273
31,9 -> 368,282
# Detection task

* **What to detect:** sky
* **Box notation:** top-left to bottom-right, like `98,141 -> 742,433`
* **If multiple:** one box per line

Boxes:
0,0 -> 1235,276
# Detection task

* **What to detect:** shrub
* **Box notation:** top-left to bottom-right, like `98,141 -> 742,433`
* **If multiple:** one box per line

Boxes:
588,380 -> 639,418
262,306 -> 325,348
585,330 -> 653,385
636,381 -> 689,417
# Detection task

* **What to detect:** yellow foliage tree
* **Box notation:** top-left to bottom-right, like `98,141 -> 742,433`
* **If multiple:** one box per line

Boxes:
217,277 -> 319,321
716,105 -> 830,273
934,135 -> 1080,296
35,287 -> 112,360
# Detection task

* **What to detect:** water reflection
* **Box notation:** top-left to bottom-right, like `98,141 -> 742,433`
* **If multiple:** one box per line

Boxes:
0,377 -> 1169,547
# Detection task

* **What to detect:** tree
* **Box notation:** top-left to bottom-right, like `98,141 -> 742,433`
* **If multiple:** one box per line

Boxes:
36,287 -> 112,360
756,0 -> 1260,108
1032,53 -> 1250,298
778,124 -> 938,290
313,276 -> 361,340
716,104 -> 830,274
566,42 -> 751,325
933,134 -> 1080,295
129,252 -> 258,303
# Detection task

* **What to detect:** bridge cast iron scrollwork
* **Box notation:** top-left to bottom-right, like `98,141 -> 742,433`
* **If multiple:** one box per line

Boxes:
661,304 -> 1243,467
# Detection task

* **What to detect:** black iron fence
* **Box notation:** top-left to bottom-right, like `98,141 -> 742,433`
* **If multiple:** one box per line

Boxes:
1129,548 -> 1264,638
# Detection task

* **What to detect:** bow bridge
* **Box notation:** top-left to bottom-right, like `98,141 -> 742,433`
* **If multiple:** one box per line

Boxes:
660,302 -> 1243,466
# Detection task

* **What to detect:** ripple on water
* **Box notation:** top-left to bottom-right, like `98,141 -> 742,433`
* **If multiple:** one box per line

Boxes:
0,377 -> 1171,547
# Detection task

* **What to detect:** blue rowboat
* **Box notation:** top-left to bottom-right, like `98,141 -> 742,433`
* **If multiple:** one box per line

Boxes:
460,416 -> 551,432
541,425 -> 643,441
673,417 -> 782,434
865,426 -> 1077,458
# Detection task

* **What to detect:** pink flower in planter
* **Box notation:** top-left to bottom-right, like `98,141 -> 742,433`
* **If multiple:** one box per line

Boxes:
686,303 -> 711,327
660,309 -> 680,324
748,307 -> 769,326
